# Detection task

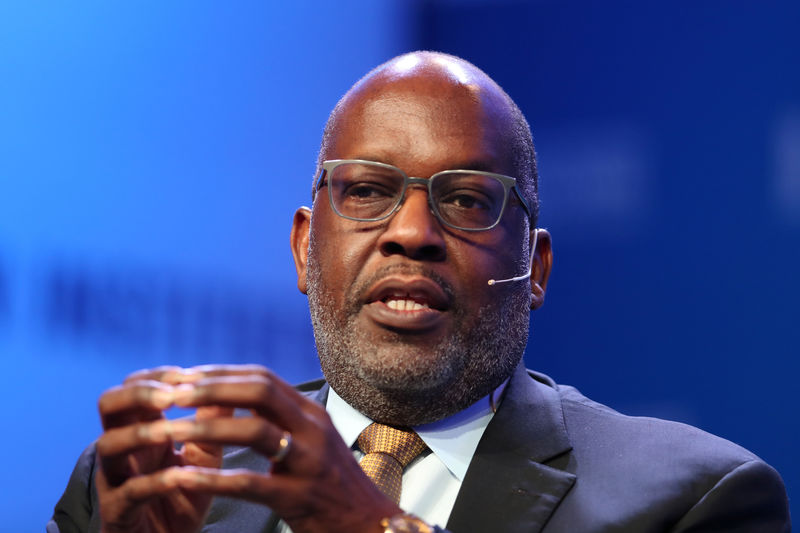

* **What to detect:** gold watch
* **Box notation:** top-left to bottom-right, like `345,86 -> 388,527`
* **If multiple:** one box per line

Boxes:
380,513 -> 435,533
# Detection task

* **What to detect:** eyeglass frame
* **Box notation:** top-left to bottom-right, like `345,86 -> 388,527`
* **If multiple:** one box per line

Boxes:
314,159 -> 533,232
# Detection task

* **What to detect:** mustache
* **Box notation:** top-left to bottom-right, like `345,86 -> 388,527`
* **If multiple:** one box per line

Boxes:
348,263 -> 455,310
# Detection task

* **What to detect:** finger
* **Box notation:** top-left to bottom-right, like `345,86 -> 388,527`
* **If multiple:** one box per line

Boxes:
122,467 -> 187,501
168,417 -> 287,458
97,419 -> 176,458
199,365 -> 313,402
177,364 -> 310,409
96,464 -> 212,532
97,463 -> 199,509
97,419 -> 178,486
124,364 -> 274,386
184,364 -> 313,401
172,375 -> 306,431
171,466 -> 304,506
195,405 -> 235,421
186,363 -> 272,378
129,365 -> 266,386
124,365 -> 186,385
176,404 -> 236,466
98,381 -> 173,430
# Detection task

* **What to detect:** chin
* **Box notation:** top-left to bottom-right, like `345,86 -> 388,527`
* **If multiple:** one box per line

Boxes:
324,343 -> 518,426
356,342 -> 461,391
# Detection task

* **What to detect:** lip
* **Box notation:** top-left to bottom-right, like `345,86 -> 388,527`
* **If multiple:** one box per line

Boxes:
361,276 -> 451,332
365,276 -> 450,309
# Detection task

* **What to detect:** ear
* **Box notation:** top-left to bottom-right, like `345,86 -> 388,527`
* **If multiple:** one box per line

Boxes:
290,206 -> 312,295
530,228 -> 552,310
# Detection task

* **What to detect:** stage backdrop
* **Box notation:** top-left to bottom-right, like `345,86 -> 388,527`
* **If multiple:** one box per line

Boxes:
1,1 -> 797,530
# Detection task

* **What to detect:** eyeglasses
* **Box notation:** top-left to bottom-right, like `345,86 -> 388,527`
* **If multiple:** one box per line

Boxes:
314,159 -> 532,231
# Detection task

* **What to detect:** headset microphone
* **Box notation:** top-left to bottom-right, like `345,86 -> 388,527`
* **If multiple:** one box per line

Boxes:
487,229 -> 539,286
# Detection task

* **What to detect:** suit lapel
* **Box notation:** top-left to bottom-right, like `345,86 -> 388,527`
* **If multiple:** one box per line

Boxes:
213,373 -> 574,532
446,363 -> 576,533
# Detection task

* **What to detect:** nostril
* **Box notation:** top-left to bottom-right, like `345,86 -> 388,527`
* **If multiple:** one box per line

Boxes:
418,244 -> 446,262
379,241 -> 445,262
380,241 -> 405,256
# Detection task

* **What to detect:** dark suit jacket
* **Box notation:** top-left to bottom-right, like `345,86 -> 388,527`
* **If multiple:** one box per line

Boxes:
49,364 -> 791,532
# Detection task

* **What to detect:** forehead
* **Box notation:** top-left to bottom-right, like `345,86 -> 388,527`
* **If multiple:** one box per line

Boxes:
326,73 -> 516,175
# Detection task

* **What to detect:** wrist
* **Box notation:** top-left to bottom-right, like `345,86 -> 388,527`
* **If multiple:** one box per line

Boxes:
380,512 -> 435,533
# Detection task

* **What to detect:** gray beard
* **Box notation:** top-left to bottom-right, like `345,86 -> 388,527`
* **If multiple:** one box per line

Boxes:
306,253 -> 531,426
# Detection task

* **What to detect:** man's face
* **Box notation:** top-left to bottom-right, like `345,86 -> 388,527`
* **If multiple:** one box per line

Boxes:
293,72 -> 540,425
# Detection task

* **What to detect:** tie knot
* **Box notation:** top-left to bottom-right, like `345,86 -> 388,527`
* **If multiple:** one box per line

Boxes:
357,422 -> 427,468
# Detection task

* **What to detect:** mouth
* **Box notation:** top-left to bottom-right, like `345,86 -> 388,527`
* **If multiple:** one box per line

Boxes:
362,276 -> 451,331
384,297 -> 431,312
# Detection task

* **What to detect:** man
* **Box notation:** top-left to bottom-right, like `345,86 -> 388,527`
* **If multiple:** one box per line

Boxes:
50,51 -> 790,532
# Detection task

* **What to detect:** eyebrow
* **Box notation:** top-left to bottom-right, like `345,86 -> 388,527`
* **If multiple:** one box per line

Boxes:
348,155 -> 500,174
447,159 -> 497,172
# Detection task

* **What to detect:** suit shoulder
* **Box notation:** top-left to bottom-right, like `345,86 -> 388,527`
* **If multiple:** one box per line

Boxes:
49,442 -> 100,532
553,380 -> 760,469
294,376 -> 326,394
529,373 -> 790,530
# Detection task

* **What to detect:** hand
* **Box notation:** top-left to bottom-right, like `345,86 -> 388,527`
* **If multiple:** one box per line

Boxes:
95,365 -> 401,533
95,366 -> 231,533
163,364 -> 402,533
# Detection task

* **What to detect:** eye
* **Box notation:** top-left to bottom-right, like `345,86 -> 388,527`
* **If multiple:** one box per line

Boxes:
343,181 -> 395,200
440,189 -> 493,211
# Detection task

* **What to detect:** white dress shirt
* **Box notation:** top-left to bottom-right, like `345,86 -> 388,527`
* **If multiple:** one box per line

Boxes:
276,382 -> 505,532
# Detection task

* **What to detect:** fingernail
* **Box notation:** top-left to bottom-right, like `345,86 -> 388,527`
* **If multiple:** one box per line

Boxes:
152,388 -> 174,408
177,469 -> 208,488
148,420 -> 176,441
175,368 -> 204,384
172,383 -> 196,405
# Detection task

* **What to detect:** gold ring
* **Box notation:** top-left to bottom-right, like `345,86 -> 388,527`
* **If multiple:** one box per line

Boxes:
268,431 -> 292,463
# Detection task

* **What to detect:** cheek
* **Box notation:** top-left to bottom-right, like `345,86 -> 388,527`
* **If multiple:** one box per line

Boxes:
451,234 -> 522,282
309,219 -> 375,299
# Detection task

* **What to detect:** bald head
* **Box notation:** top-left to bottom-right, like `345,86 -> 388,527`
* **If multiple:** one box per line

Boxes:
316,51 -> 539,224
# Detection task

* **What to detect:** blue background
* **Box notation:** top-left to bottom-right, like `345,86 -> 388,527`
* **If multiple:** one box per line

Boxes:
1,1 -> 797,529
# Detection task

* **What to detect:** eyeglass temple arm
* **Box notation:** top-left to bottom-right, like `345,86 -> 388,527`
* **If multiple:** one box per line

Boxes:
512,186 -> 534,226
314,168 -> 327,195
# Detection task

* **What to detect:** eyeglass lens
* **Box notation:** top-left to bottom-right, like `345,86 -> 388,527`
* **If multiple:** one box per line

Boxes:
328,162 -> 507,229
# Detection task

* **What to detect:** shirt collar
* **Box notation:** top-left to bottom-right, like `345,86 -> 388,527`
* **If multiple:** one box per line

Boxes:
326,380 -> 507,482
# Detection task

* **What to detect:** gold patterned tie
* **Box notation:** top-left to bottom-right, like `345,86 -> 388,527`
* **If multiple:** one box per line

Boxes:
357,422 -> 428,503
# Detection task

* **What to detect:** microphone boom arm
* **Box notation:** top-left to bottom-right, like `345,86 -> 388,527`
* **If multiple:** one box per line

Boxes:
487,229 -> 539,286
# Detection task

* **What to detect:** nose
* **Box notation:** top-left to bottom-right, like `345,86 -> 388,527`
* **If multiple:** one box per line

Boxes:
377,187 -> 446,262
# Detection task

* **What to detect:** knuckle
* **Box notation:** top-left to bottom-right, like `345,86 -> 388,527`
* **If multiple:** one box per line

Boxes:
123,369 -> 150,384
134,422 -> 151,443
300,404 -> 330,433
302,454 -> 327,478
250,379 -> 272,401
241,364 -> 270,377
95,435 -> 112,456
160,466 -> 183,488
237,473 -> 261,493
234,419 -> 270,447
133,385 -> 152,405
249,419 -> 271,443
190,420 -> 206,438
124,366 -> 169,383
191,385 -> 208,403
97,385 -> 124,413
305,401 -> 328,419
